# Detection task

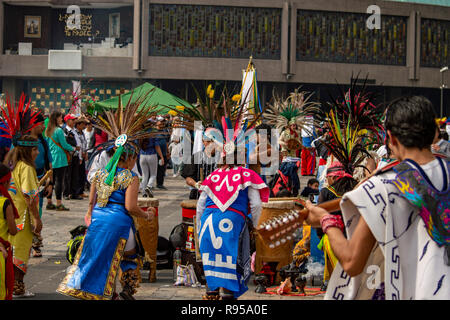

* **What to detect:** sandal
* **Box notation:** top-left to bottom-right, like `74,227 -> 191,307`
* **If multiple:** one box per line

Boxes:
13,280 -> 35,298
13,290 -> 35,298
56,204 -> 70,211
32,248 -> 42,258
46,203 -> 57,210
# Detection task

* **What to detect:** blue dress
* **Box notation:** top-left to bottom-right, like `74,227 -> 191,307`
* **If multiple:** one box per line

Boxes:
199,189 -> 251,298
57,167 -> 138,300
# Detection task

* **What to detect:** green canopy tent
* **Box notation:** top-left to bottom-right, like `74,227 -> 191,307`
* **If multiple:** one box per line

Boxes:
91,82 -> 193,114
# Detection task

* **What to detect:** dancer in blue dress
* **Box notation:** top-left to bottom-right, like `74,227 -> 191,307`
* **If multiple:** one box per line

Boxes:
57,93 -> 159,300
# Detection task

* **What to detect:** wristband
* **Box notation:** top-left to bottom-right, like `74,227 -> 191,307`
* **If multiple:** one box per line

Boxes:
320,214 -> 344,234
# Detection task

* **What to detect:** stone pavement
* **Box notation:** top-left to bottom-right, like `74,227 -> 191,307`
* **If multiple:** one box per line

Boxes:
27,169 -> 324,300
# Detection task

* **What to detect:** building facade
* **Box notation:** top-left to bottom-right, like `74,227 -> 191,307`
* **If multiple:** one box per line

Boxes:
0,0 -> 449,115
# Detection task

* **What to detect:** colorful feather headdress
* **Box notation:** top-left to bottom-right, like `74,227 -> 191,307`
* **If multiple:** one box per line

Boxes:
172,82 -> 262,158
322,75 -> 384,175
85,88 -> 160,185
263,88 -> 323,134
0,93 -> 41,147
327,74 -> 385,145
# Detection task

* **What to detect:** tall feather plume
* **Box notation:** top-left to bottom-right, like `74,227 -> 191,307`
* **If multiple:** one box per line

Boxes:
322,108 -> 371,175
327,73 -> 384,145
84,88 -> 160,149
264,87 -> 323,131
0,93 -> 41,145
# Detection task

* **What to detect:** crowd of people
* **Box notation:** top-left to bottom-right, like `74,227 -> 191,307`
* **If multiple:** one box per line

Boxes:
0,86 -> 449,301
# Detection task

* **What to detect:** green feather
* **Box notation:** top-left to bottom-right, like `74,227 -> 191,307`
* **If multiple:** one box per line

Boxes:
104,145 -> 124,186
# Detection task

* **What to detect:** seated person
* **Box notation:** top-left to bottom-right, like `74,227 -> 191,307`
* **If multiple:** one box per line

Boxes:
300,178 -> 320,201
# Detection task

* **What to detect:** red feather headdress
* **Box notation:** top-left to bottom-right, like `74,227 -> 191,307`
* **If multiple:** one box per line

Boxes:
0,93 -> 41,147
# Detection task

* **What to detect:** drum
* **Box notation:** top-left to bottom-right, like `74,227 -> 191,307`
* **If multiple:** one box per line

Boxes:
180,200 -> 197,254
255,198 -> 296,283
180,199 -> 205,284
134,197 -> 159,282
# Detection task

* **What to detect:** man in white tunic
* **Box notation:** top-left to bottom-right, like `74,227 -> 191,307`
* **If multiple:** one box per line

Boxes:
305,96 -> 449,300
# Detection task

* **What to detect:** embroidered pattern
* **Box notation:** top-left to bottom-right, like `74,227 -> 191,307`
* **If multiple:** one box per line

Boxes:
331,270 -> 351,300
362,180 -> 387,224
57,237 -> 127,300
390,246 -> 400,300
94,169 -> 133,207
104,238 -> 127,297
389,161 -> 450,248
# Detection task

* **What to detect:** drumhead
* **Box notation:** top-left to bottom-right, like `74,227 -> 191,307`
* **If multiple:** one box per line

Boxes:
137,197 -> 159,207
180,200 -> 198,209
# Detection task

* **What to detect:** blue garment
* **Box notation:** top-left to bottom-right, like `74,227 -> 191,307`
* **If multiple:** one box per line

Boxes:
310,228 -> 325,264
156,131 -> 168,156
199,189 -> 251,298
58,167 -> 138,300
35,137 -> 53,178
140,137 -> 157,155
0,123 -> 11,148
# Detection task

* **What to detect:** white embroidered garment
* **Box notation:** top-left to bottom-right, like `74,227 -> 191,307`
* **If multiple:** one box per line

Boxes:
326,160 -> 449,300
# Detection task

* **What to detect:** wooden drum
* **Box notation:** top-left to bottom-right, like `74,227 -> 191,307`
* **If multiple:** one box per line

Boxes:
134,197 -> 159,282
255,198 -> 296,283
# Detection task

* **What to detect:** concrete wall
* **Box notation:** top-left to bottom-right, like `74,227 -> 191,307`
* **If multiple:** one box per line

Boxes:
1,0 -> 449,89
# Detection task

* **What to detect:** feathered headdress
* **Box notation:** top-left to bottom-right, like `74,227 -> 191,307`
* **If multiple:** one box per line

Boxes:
85,89 -> 160,185
321,74 -> 384,177
327,74 -> 384,145
171,82 -> 262,158
322,108 -> 371,176
0,93 -> 41,147
264,88 -> 323,134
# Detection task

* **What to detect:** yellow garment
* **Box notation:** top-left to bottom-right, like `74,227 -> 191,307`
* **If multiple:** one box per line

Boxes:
318,234 -> 338,282
292,224 -> 311,266
7,161 -> 39,274
0,252 -> 5,300
0,197 -> 10,242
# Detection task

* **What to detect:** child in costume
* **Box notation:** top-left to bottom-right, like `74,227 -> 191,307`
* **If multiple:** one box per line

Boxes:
0,93 -> 43,298
0,163 -> 19,300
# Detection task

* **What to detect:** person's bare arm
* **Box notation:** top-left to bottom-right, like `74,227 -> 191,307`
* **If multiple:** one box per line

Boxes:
125,177 -> 155,220
185,177 -> 198,188
23,194 -> 41,234
5,203 -> 17,235
305,200 -> 376,277
85,182 -> 97,226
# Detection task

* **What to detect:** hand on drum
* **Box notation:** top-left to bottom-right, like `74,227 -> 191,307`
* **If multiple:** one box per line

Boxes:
145,207 -> 156,221
304,200 -> 328,228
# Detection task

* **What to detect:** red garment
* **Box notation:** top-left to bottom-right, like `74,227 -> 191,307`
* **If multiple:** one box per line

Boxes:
0,171 -> 19,219
94,131 -> 108,147
301,148 -> 316,176
0,237 -> 14,300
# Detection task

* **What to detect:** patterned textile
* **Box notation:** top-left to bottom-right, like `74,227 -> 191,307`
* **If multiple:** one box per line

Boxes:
198,167 -> 269,298
199,167 -> 269,212
293,225 -> 311,266
7,161 -> 38,273
389,158 -> 449,249
326,158 -> 450,300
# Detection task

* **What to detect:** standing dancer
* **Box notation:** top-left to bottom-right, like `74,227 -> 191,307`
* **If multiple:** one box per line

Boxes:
57,92 -> 158,300
1,93 -> 43,298
196,98 -> 270,299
